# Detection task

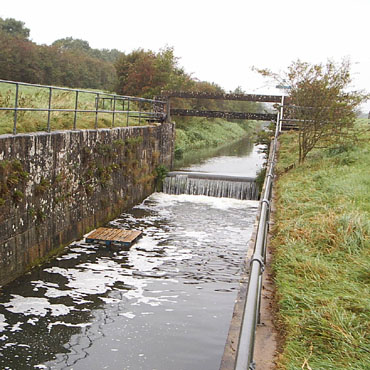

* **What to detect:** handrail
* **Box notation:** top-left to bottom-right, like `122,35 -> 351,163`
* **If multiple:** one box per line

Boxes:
234,98 -> 283,370
0,79 -> 166,134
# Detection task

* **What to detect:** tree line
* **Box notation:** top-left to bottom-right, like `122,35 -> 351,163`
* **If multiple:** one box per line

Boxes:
0,18 -> 116,90
0,17 -> 261,115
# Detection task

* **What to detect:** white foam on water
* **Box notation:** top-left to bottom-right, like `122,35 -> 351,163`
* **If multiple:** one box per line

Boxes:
10,322 -> 22,332
56,253 -> 80,260
148,192 -> 259,211
34,364 -> 48,369
99,297 -> 121,304
0,314 -> 8,332
27,318 -> 39,325
119,312 -> 136,319
47,321 -> 92,332
4,295 -> 72,317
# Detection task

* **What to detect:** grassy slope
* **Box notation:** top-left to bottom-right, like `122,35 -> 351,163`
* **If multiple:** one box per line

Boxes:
0,83 -> 148,134
174,117 -> 255,157
0,83 -> 257,143
272,120 -> 370,369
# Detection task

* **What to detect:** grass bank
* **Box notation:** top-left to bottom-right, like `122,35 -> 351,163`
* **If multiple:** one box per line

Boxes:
174,117 -> 257,159
0,83 -> 150,135
272,121 -> 370,369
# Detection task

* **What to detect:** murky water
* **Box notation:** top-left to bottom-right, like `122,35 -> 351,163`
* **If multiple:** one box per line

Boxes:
175,137 -> 265,177
0,194 -> 258,370
0,137 -> 264,370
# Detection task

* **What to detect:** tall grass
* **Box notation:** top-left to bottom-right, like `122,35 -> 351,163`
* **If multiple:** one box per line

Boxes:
174,117 -> 256,158
0,82 -> 152,135
272,121 -> 370,369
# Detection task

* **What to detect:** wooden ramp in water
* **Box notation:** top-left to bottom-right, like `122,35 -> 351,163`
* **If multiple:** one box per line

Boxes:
85,227 -> 142,247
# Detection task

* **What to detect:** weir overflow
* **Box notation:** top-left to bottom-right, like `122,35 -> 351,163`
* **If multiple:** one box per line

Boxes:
163,171 -> 259,200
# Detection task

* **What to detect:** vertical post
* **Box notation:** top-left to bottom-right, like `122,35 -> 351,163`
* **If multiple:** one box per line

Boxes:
279,95 -> 285,132
112,96 -> 116,128
95,93 -> 100,129
13,83 -> 19,135
139,100 -> 142,125
127,99 -> 130,126
47,87 -> 52,132
73,91 -> 79,130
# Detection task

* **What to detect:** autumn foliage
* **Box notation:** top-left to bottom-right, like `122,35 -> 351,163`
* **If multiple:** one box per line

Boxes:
256,60 -> 368,163
0,18 -> 116,90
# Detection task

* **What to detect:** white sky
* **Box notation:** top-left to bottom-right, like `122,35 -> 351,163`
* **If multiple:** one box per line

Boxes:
1,0 -> 369,111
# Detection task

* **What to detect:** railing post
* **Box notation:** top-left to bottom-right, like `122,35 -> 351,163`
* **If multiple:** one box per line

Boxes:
112,95 -> 116,128
47,87 -> 52,132
126,99 -> 130,126
13,83 -> 19,135
95,93 -> 99,129
279,95 -> 285,132
73,91 -> 79,130
139,100 -> 142,125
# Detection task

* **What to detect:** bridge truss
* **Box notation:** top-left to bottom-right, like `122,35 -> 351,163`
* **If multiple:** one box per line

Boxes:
159,91 -> 284,122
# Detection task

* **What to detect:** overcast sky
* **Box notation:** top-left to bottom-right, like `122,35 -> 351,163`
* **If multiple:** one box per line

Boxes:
1,0 -> 369,111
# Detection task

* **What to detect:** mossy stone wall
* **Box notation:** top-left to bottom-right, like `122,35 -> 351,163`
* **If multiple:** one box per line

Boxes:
0,123 -> 175,286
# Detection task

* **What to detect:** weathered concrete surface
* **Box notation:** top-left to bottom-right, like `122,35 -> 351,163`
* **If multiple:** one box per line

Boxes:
0,123 -> 175,287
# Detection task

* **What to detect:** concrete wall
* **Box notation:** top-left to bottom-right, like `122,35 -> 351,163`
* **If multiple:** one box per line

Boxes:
0,123 -> 175,286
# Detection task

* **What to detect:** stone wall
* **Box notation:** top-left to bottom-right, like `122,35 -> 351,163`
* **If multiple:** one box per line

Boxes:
0,123 -> 175,286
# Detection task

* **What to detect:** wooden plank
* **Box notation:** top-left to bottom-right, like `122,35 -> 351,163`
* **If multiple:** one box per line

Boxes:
85,227 -> 142,246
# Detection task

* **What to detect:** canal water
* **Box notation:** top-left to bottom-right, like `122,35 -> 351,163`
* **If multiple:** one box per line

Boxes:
0,137 -> 263,370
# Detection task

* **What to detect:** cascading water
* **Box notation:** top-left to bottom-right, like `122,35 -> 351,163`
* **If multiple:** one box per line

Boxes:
163,172 -> 259,200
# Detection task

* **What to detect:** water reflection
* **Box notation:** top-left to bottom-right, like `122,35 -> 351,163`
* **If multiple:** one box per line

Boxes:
175,138 -> 265,177
0,194 -> 258,370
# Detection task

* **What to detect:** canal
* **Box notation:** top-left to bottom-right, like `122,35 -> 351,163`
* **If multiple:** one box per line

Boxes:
0,137 -> 264,370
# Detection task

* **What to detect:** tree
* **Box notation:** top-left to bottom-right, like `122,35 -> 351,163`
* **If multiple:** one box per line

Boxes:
52,37 -> 91,53
256,60 -> 368,162
0,17 -> 30,39
114,46 -> 190,98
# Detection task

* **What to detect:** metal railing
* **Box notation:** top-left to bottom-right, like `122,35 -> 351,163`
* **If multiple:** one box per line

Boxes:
0,79 -> 166,135
234,98 -> 283,370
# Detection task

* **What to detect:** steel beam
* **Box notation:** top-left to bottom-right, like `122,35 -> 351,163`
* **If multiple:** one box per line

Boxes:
170,109 -> 277,121
160,91 -> 283,103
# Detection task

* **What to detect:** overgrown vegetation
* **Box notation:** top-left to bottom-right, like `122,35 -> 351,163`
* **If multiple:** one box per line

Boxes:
256,59 -> 368,163
0,17 -> 266,144
0,84 -> 149,134
0,159 -> 28,206
174,117 -> 257,158
272,120 -> 370,369
154,165 -> 168,191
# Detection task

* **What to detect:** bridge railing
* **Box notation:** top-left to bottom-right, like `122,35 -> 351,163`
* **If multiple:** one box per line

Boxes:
0,79 -> 166,135
233,99 -> 283,370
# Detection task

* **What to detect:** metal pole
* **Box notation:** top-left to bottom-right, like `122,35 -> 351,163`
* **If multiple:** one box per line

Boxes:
279,95 -> 285,132
112,96 -> 116,128
47,87 -> 52,132
139,101 -> 142,125
127,99 -> 130,126
234,123 -> 277,370
73,91 -> 79,130
95,93 -> 99,129
13,83 -> 19,135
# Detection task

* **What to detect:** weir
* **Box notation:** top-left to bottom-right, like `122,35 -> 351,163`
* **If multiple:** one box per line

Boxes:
163,171 -> 259,200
